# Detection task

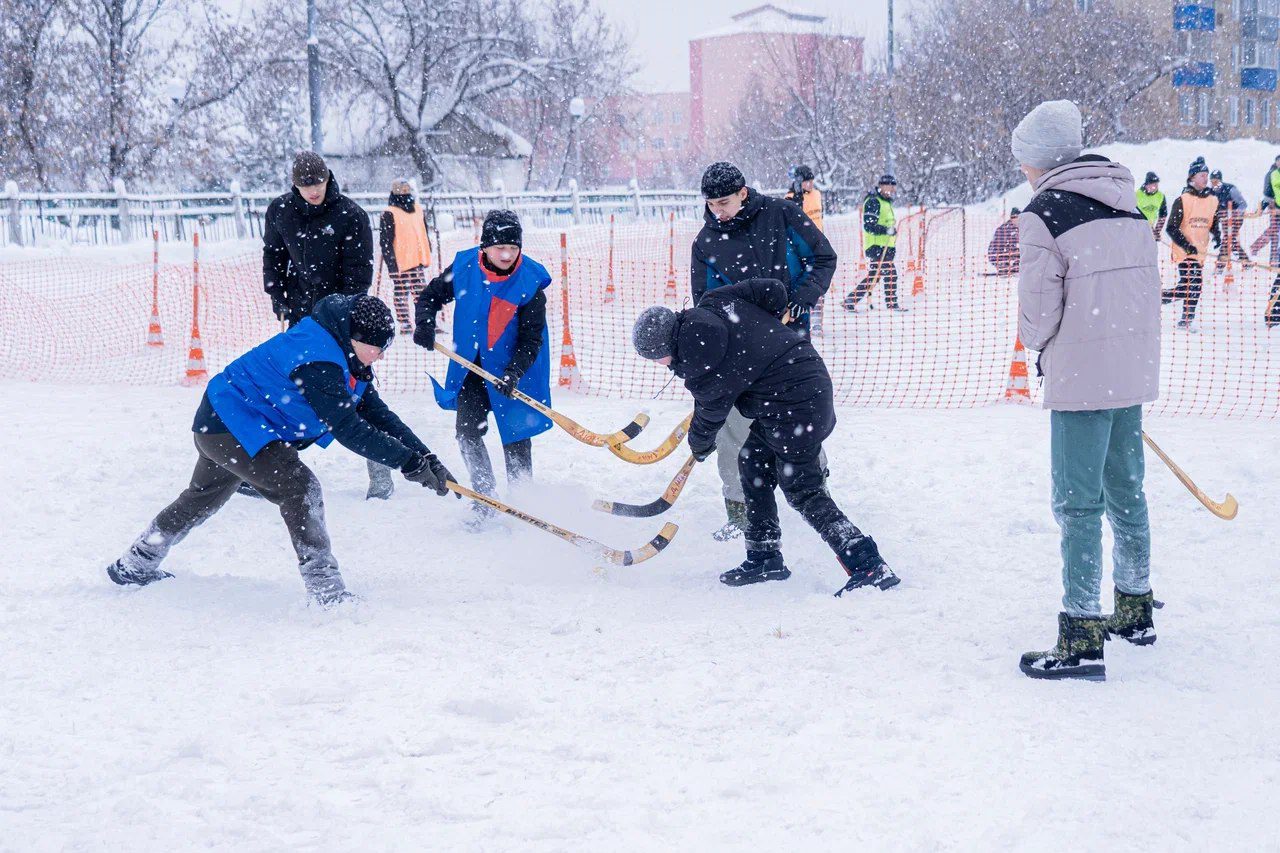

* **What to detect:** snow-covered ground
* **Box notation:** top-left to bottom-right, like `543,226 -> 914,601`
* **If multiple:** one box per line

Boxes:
3,383 -> 1277,849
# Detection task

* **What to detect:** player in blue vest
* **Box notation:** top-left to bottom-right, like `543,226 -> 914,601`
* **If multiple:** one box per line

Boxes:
414,210 -> 552,527
104,294 -> 456,605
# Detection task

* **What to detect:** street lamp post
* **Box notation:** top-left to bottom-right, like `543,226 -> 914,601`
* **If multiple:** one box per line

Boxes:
307,0 -> 323,153
886,0 -> 896,178
569,96 -> 586,187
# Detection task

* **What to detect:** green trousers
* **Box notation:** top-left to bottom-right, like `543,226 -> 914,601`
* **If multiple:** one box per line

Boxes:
1050,405 -> 1152,617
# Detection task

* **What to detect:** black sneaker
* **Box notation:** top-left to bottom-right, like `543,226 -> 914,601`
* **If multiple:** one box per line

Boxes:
834,562 -> 899,596
106,559 -> 173,587
720,551 -> 791,587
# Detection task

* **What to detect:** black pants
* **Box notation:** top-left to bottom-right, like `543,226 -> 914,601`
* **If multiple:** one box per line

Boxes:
1267,277 -> 1280,329
456,372 -> 533,505
130,432 -> 342,597
739,428 -> 883,574
848,246 -> 899,309
1163,260 -> 1203,324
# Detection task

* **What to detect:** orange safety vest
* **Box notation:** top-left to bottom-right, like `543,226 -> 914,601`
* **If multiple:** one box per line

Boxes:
386,205 -> 432,272
1171,190 -> 1218,266
787,188 -> 825,231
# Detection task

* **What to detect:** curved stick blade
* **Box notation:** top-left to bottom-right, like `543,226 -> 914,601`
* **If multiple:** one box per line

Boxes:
593,455 -> 697,517
608,412 -> 693,465
620,523 -> 680,566
1211,493 -> 1240,520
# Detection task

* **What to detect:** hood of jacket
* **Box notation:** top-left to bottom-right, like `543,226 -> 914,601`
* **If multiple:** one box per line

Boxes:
669,309 -> 729,382
310,293 -> 374,381
1033,155 -> 1136,213
388,192 -> 415,212
702,187 -> 766,234
289,171 -> 341,219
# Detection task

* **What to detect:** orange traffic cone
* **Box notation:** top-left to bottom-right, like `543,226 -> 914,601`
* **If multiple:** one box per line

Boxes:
183,328 -> 208,385
1004,336 -> 1031,403
558,230 -> 584,391
146,305 -> 164,347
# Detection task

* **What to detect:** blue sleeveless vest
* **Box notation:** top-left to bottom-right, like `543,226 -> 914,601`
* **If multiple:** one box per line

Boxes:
207,317 -> 368,457
431,247 -> 553,444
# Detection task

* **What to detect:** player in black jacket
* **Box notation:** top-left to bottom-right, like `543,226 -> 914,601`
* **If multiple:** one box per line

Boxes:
632,278 -> 899,596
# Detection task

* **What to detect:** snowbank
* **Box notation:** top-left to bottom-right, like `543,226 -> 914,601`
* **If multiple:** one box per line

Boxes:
982,137 -> 1280,212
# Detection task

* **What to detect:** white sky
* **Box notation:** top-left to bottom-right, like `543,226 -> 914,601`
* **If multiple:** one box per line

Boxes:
600,0 -> 930,92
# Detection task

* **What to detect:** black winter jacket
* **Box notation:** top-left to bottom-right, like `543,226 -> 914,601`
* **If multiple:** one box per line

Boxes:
672,278 -> 834,458
193,294 -> 434,470
262,173 -> 374,325
690,188 -> 836,332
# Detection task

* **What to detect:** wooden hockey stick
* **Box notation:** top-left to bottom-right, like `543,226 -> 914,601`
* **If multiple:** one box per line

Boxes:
593,454 -> 698,517
608,411 -> 694,465
1142,432 -> 1238,520
434,343 -> 649,447
446,481 -> 679,565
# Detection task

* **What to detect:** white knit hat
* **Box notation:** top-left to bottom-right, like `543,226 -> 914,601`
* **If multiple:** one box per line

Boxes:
1011,100 -> 1083,169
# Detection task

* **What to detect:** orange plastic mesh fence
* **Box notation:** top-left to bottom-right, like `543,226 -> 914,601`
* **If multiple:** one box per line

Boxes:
2,208 -> 1279,419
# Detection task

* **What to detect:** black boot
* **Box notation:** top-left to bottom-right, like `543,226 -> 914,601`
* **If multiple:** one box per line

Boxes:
833,534 -> 899,595
720,550 -> 791,587
1104,587 -> 1156,646
1020,612 -> 1106,681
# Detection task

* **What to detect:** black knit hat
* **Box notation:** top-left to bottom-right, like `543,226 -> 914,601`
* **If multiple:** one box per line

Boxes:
878,174 -> 897,186
701,162 -> 746,199
1144,171 -> 1160,185
633,306 -> 678,360
793,164 -> 814,181
292,151 -> 328,187
480,209 -> 522,248
1210,169 -> 1223,180
349,295 -> 395,349
1188,157 -> 1208,179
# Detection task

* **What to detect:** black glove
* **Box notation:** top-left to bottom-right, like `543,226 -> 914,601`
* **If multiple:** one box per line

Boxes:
270,297 -> 289,324
413,319 -> 436,350
785,302 -> 811,323
688,435 -> 715,463
493,371 -> 523,398
402,453 -> 456,497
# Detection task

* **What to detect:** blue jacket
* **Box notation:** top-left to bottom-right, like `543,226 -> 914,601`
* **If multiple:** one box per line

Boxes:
197,294 -> 431,467
430,248 -> 553,444
689,189 -> 836,333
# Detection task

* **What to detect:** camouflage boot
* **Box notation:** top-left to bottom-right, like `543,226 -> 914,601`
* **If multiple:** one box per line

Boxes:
1105,587 -> 1156,646
711,499 -> 747,542
1020,612 -> 1106,682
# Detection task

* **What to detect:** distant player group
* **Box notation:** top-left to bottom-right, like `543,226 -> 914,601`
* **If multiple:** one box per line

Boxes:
108,94 -> 1234,680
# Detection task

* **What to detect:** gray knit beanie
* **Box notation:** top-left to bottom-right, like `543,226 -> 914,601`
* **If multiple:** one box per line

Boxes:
633,306 -> 678,360
1011,100 -> 1083,169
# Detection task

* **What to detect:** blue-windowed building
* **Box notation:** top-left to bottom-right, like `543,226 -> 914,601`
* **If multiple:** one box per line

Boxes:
1156,0 -> 1280,138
